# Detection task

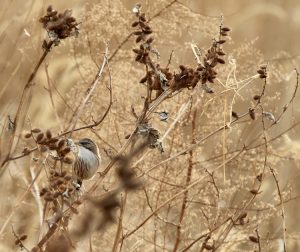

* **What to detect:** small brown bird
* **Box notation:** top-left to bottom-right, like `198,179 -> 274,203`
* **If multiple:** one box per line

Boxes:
72,138 -> 101,188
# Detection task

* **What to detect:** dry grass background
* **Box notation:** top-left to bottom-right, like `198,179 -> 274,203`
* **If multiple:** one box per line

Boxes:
1,0 -> 300,251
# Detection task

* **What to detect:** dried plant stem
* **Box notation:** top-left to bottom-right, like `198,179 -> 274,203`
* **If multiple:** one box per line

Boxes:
0,164 -> 43,236
0,40 -> 54,170
270,167 -> 287,252
109,0 -> 178,62
123,150 -> 243,240
112,192 -> 127,252
44,63 -> 63,131
173,109 -> 197,251
69,45 -> 109,134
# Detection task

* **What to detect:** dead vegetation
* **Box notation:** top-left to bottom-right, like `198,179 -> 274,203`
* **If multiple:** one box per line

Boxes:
0,1 -> 300,251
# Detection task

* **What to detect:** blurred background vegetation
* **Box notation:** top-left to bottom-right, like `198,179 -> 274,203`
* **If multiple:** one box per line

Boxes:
1,0 -> 300,251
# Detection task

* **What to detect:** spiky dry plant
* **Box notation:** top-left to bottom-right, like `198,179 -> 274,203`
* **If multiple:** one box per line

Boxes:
0,1 -> 300,252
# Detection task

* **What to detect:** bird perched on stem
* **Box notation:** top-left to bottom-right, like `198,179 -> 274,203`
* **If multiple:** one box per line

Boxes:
70,138 -> 101,189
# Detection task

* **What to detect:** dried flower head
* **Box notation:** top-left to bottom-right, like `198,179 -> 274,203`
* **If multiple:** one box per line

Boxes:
39,5 -> 79,45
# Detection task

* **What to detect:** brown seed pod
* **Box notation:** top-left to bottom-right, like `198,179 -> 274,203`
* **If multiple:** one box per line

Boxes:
249,236 -> 259,243
24,133 -> 32,138
221,27 -> 231,32
136,35 -> 143,43
44,194 -> 54,201
250,189 -> 259,195
232,111 -> 239,119
135,54 -> 142,62
253,95 -> 261,100
216,58 -> 225,64
133,31 -> 143,36
131,21 -> 139,27
217,51 -> 226,56
256,173 -> 263,182
132,48 -> 140,54
48,138 -> 59,144
36,133 -> 44,143
259,74 -> 267,79
249,108 -> 256,120
139,75 -> 148,83
19,234 -> 27,241
146,37 -> 154,44
257,70 -> 264,75
57,139 -> 65,149
217,40 -> 226,44
31,128 -> 41,133
140,13 -> 146,22
40,188 -> 48,197
61,147 -> 71,155
22,147 -> 30,155
48,144 -> 58,150
238,212 -> 247,219
143,29 -> 153,35
47,5 -> 53,13
46,130 -> 52,139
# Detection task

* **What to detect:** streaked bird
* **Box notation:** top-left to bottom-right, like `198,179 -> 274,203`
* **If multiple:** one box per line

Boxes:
72,138 -> 101,188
